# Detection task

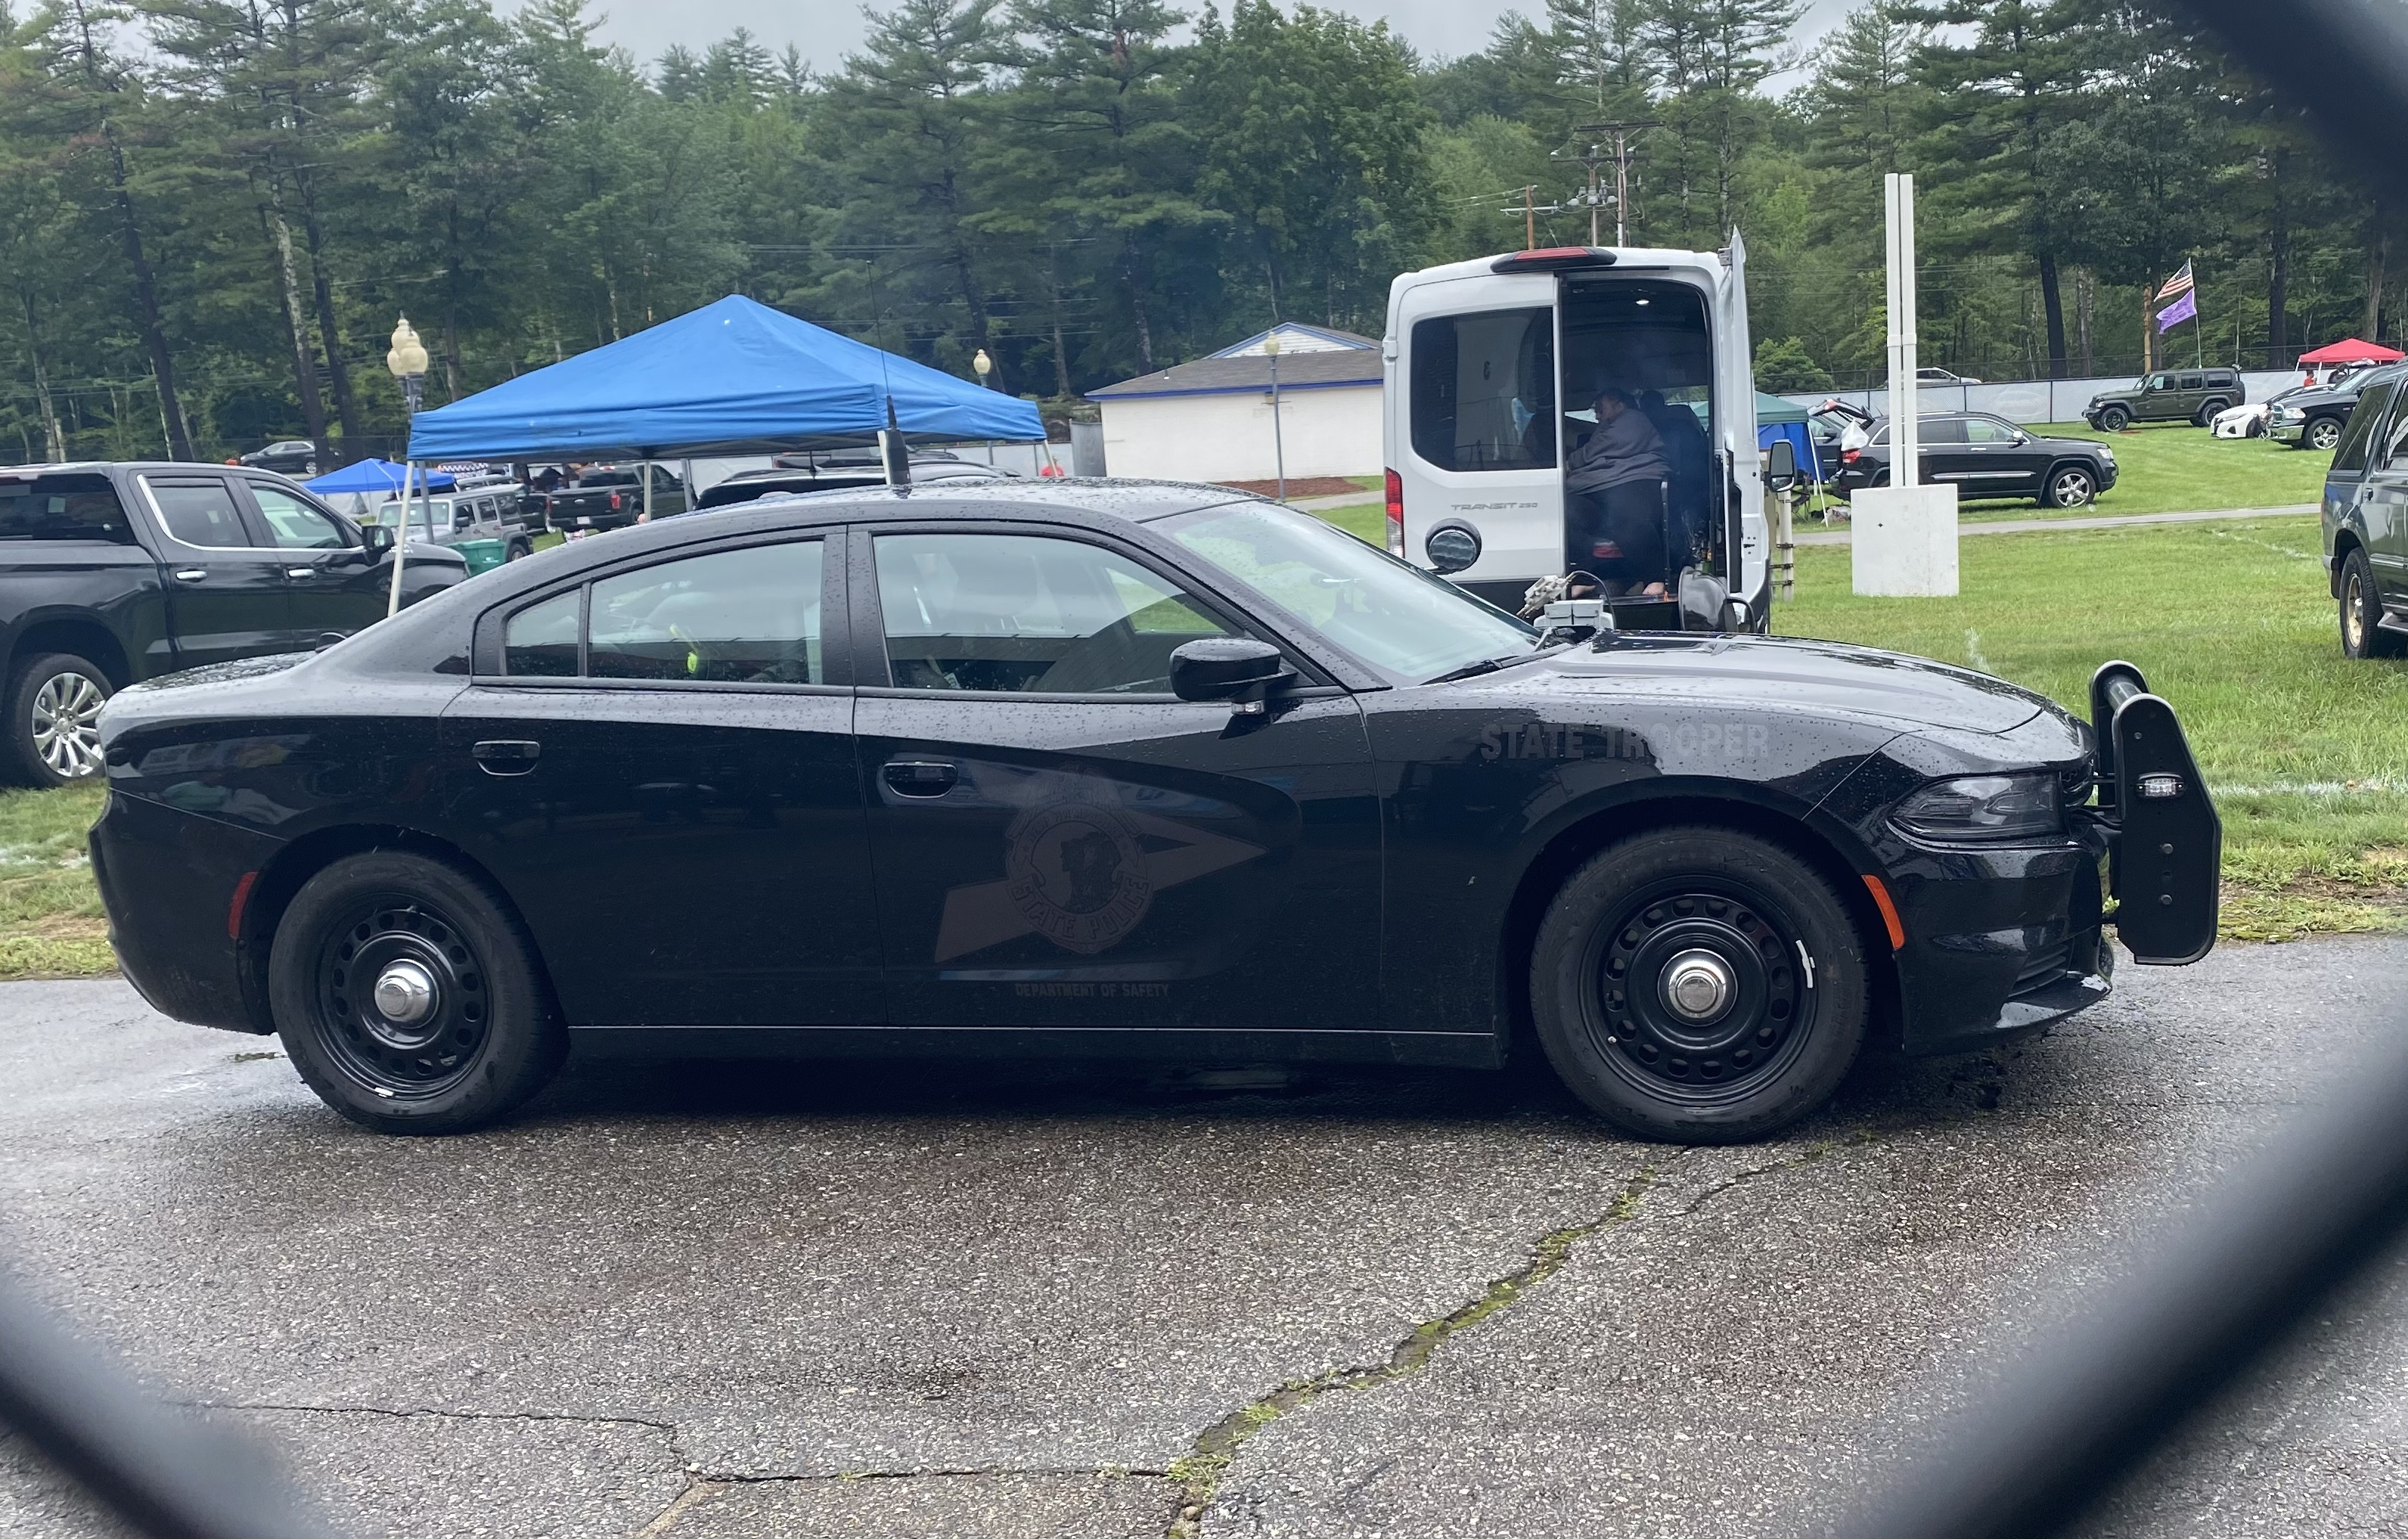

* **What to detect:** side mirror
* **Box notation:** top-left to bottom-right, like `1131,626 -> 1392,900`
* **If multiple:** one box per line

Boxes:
1171,638 -> 1291,712
1425,521 -> 1482,574
362,523 -> 395,554
1764,439 -> 1799,492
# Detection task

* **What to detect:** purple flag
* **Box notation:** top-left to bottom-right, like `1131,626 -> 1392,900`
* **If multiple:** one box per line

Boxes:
2156,289 -> 2199,331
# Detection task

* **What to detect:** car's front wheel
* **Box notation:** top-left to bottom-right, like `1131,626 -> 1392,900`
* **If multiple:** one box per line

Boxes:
2340,547 -> 2406,659
505,538 -> 532,562
5,652 -> 112,787
1528,827 -> 1870,1143
2043,465 -> 2097,509
2309,417 -> 2345,451
270,852 -> 565,1134
2096,405 -> 2130,433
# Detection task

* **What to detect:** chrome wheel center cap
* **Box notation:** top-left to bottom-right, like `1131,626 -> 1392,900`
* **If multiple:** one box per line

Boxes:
371,960 -> 439,1025
1661,949 -> 1736,1023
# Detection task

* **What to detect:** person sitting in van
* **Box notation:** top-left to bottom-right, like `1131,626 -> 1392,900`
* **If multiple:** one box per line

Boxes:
1566,388 -> 1671,594
1638,389 -> 1714,563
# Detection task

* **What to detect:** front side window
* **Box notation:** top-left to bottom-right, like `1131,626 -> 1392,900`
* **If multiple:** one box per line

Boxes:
2335,383 -> 2397,474
1410,307 -> 1556,471
252,485 -> 348,549
0,474 -> 136,544
1166,501 -> 1533,684
2146,374 -> 2172,390
1963,417 -> 2019,444
147,479 -> 253,548
875,532 -> 1231,694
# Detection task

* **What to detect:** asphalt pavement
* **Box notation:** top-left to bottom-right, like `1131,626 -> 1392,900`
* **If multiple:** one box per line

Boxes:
2,933 -> 2406,1538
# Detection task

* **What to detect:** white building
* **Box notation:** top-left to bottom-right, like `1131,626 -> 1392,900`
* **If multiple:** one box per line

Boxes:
1088,323 -> 1382,483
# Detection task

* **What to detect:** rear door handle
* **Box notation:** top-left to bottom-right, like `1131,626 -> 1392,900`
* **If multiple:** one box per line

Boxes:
283,566 -> 315,580
883,759 -> 958,796
472,740 -> 541,776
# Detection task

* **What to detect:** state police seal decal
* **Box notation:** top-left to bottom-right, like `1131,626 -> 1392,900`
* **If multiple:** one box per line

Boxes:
1002,787 -> 1153,954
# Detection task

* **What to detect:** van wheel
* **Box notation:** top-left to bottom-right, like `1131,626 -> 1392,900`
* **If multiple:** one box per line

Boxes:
2309,417 -> 2344,451
1528,827 -> 1869,1143
2341,548 -> 2406,659
2096,405 -> 2130,433
270,852 -> 565,1134
6,653 -> 112,787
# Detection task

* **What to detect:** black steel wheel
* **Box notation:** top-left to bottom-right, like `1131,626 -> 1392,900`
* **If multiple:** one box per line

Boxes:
2194,399 -> 2228,427
2309,416 -> 2344,451
2340,546 -> 2406,659
2096,405 -> 2130,433
270,852 -> 563,1133
1530,827 -> 1870,1143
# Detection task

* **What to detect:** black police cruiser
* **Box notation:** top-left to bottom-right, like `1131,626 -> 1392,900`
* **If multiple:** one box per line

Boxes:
88,482 -> 2220,1143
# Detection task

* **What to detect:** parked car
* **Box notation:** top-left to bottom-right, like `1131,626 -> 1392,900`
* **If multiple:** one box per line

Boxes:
1916,367 -> 1982,386
538,464 -> 687,532
2270,362 -> 2408,451
90,481 -> 2219,1143
1808,399 -> 1876,480
237,440 -> 319,476
2211,398 -> 2276,438
365,483 -> 538,569
695,455 -> 1012,510
2083,368 -> 2245,431
2316,368 -> 2408,657
0,462 -> 466,786
1829,411 -> 2118,508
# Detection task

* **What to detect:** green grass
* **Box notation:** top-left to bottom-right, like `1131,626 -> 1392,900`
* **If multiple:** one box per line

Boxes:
0,782 -> 110,979
1777,516 -> 2408,941
1810,420 -> 2329,523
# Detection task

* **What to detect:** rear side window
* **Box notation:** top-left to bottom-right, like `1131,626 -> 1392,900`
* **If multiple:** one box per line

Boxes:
504,539 -> 825,684
1410,307 -> 1556,471
0,474 -> 137,544
147,479 -> 253,548
2333,383 -> 2397,474
1919,418 -> 1968,445
504,591 -> 581,675
2178,374 -> 2204,390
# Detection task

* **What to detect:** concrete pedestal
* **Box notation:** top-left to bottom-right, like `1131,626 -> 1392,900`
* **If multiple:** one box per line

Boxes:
1851,483 -> 1960,597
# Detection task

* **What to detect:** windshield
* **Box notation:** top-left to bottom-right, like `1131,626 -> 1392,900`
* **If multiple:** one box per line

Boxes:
364,499 -> 445,529
1162,501 -> 1534,684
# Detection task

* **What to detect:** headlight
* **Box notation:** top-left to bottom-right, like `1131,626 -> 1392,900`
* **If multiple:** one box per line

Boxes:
1891,774 -> 2064,843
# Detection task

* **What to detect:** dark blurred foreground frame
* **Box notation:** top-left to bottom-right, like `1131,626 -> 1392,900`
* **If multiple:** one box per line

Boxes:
0,1264 -> 330,1538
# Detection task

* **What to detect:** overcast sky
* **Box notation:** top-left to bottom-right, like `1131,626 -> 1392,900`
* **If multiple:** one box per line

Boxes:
557,0 -> 1852,85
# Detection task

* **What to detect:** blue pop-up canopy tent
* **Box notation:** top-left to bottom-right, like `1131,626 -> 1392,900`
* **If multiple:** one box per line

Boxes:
1754,391 -> 1820,484
405,295 -> 1043,461
303,458 -> 455,496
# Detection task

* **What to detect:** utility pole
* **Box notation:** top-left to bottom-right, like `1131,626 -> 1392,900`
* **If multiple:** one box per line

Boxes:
1560,123 -> 1654,246
1500,186 -> 1568,250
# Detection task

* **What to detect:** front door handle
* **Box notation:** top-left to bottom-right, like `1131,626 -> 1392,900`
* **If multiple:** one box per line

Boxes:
472,739 -> 541,776
283,566 -> 315,580
173,568 -> 206,582
883,759 -> 958,796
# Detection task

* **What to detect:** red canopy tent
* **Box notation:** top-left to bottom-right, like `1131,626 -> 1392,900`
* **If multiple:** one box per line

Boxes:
2298,337 -> 2406,364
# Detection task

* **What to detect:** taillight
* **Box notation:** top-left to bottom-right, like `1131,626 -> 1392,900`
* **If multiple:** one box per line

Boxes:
608,492 -> 622,510
1841,448 -> 1860,465
1384,469 -> 1404,557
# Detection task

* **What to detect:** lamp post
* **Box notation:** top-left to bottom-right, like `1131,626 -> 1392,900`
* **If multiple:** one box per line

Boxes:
383,317 -> 430,618
1264,331 -> 1287,504
973,349 -> 995,388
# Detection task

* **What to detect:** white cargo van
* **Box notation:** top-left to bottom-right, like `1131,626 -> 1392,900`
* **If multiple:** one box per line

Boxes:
1381,239 -> 1770,630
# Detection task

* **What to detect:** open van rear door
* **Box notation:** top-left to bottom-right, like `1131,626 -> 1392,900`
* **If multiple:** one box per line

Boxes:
1717,229 -> 1770,620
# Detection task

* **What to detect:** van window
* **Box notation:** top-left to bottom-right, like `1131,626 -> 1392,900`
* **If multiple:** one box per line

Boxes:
2332,383 -> 2396,474
1410,308 -> 1556,471
0,474 -> 137,544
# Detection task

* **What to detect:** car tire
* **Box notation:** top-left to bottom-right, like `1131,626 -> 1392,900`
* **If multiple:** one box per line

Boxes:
505,538 -> 532,562
2096,405 -> 2130,433
270,851 -> 566,1134
2309,417 -> 2344,451
5,652 -> 113,787
2194,399 -> 2228,427
2340,547 -> 2406,659
2043,464 -> 2097,509
2246,417 -> 2265,438
1528,827 -> 1870,1143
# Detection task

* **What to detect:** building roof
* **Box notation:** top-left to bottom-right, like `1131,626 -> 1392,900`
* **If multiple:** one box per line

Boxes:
1209,322 -> 1376,358
1088,347 -> 1383,402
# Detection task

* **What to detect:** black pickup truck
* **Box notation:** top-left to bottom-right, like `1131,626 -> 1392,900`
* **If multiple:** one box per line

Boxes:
535,464 -> 688,532
0,462 -> 467,787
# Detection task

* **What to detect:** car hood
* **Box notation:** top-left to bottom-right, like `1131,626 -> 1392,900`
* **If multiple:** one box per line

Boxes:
1467,633 -> 2056,737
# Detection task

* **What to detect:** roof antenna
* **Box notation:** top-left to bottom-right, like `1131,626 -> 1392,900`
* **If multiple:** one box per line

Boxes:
880,396 -> 910,487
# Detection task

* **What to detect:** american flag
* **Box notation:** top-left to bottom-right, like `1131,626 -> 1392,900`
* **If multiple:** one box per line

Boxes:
2155,262 -> 2195,303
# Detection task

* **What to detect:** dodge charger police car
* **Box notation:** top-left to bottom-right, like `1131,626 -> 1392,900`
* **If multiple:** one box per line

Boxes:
89,482 -> 2219,1143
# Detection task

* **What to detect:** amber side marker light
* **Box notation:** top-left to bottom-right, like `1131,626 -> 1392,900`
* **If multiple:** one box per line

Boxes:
1861,873 -> 1906,950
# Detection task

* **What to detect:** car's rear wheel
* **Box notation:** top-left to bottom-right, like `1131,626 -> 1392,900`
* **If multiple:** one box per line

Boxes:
505,538 -> 532,562
270,852 -> 564,1134
2194,399 -> 2228,427
2340,547 -> 2406,659
5,653 -> 112,788
2096,405 -> 2130,432
2309,417 -> 2344,451
2043,465 -> 2096,509
1528,827 -> 1869,1143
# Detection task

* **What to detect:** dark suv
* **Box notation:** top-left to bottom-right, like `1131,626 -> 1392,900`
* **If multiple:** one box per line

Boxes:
1830,412 -> 2119,508
2083,368 -> 2245,431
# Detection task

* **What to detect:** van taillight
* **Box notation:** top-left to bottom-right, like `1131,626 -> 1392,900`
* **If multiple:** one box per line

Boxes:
1384,469 -> 1404,557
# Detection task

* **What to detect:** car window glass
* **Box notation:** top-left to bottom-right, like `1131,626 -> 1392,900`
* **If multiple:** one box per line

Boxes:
2178,374 -> 2204,390
2333,383 -> 2396,473
1870,424 -> 1890,445
2381,408 -> 2408,470
2147,374 -> 2171,389
0,474 -> 138,545
876,533 -> 1230,694
589,540 -> 823,684
1962,418 -> 2017,444
1918,418 -> 1967,445
147,479 -> 254,548
251,485 -> 348,549
1410,307 -> 1557,471
504,590 -> 581,676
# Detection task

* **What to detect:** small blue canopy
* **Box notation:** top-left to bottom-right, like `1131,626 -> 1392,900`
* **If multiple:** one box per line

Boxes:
405,296 -> 1044,462
304,458 -> 455,495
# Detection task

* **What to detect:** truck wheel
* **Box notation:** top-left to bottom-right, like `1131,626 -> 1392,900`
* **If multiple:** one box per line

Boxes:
505,538 -> 532,562
1528,827 -> 1869,1143
2340,548 -> 2406,659
2096,405 -> 2130,433
2309,417 -> 2344,451
6,653 -> 112,787
2043,465 -> 2096,509
2194,399 -> 2228,427
270,852 -> 566,1134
